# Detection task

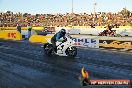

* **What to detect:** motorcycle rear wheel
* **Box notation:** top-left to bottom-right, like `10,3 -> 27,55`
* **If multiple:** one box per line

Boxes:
44,44 -> 54,56
66,46 -> 77,57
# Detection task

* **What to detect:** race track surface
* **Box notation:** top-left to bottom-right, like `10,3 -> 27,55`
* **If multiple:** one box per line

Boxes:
0,40 -> 132,88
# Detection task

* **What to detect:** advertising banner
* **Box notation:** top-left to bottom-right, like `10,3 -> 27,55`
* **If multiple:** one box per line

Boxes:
56,27 -> 132,36
99,40 -> 132,51
73,38 -> 99,48
0,31 -> 22,40
29,35 -> 52,43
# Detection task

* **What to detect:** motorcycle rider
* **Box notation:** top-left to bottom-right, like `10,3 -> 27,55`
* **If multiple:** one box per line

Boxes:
51,29 -> 67,53
101,24 -> 112,36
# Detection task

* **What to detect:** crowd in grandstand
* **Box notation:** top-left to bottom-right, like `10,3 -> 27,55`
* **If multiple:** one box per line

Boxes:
0,8 -> 132,27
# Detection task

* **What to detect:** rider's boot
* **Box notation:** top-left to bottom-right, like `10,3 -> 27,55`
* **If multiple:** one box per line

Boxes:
53,46 -> 57,54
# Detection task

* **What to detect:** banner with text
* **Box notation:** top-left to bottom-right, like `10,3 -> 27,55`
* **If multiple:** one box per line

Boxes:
72,38 -> 99,48
99,40 -> 132,51
0,31 -> 22,40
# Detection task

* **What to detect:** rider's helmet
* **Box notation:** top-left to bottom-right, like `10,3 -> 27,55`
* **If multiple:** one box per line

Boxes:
60,29 -> 66,35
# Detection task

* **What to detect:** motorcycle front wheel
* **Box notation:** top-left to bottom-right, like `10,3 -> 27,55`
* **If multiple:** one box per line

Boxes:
66,46 -> 77,57
44,44 -> 54,56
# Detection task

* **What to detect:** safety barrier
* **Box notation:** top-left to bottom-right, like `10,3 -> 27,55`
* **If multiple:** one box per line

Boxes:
1,26 -> 132,36
55,27 -> 132,36
0,30 -> 22,40
29,35 -> 53,43
28,34 -> 132,52
0,26 -> 132,30
99,40 -> 132,51
0,26 -> 131,52
71,35 -> 132,52
0,26 -> 55,30
0,27 -> 27,30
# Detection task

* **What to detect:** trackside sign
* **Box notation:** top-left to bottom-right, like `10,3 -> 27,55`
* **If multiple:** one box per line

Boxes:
0,31 -> 22,40
72,38 -> 99,48
99,40 -> 132,51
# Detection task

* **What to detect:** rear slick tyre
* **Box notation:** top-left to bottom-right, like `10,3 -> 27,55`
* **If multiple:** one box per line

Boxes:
66,46 -> 77,57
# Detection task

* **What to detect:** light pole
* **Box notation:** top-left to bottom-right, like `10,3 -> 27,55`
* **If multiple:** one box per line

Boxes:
72,0 -> 73,13
125,0 -> 127,9
124,0 -> 127,18
93,0 -> 96,15
93,0 -> 97,23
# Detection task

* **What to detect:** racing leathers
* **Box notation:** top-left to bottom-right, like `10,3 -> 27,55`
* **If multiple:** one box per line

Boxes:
51,32 -> 66,52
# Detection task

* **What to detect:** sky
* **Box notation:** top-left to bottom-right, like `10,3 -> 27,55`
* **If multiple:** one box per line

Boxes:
0,0 -> 132,14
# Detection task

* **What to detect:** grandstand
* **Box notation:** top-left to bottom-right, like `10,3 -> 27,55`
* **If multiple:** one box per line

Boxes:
0,8 -> 132,27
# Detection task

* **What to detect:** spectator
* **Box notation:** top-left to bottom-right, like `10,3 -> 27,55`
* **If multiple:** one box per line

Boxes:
16,23 -> 22,33
43,27 -> 48,32
41,27 -> 48,35
27,23 -> 32,38
106,24 -> 112,33
0,9 -> 132,27
100,24 -> 113,36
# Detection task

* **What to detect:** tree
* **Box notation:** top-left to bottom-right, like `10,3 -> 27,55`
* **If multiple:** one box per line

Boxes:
119,8 -> 130,18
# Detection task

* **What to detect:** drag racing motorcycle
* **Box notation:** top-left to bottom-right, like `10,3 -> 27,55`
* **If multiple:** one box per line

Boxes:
43,34 -> 77,57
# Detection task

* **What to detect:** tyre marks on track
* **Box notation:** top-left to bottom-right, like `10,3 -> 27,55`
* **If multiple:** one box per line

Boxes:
0,42 -> 132,80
